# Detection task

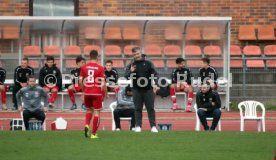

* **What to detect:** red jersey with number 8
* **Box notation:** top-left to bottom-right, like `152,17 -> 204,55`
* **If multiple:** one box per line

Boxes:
80,62 -> 105,95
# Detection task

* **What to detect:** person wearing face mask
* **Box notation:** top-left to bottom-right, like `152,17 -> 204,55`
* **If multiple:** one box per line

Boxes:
13,57 -> 34,110
17,75 -> 48,130
196,81 -> 221,131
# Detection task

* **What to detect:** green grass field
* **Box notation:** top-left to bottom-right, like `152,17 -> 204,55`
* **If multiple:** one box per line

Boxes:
0,131 -> 275,160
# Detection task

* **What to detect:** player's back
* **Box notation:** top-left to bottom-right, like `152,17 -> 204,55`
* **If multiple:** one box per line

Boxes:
80,62 -> 105,96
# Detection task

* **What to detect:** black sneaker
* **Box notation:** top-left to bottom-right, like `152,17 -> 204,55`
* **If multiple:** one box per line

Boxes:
70,104 -> 77,110
81,104 -> 86,110
84,125 -> 90,138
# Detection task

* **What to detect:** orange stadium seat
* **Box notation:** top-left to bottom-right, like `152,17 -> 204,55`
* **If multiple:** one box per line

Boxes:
185,45 -> 202,56
264,45 -> 276,56
65,60 -> 76,68
266,60 -> 276,68
152,60 -> 165,68
44,45 -> 60,56
124,45 -> 139,56
186,27 -> 201,40
112,60 -> 124,68
203,45 -> 222,56
166,60 -> 177,68
257,25 -> 276,40
144,44 -> 162,56
23,46 -> 41,57
104,27 -> 122,40
85,27 -> 101,39
230,60 -> 243,68
202,26 -> 221,40
246,60 -> 265,68
84,45 -> 101,56
123,27 -> 140,40
165,26 -> 182,40
243,45 -> 262,56
238,25 -> 257,40
28,60 -> 40,69
163,45 -> 181,56
186,60 -> 202,68
210,60 -> 223,68
230,45 -> 242,56
3,26 -> 19,39
104,45 -> 121,56
64,45 -> 81,56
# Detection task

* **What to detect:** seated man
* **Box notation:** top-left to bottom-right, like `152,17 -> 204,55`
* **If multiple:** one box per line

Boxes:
0,65 -> 7,110
39,56 -> 62,109
16,75 -> 48,130
199,57 -> 218,90
196,82 -> 221,131
170,57 -> 193,111
113,85 -> 135,131
67,56 -> 86,110
104,60 -> 119,95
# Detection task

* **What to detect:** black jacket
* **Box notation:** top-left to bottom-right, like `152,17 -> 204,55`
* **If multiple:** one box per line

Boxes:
0,67 -> 6,85
125,58 -> 159,90
70,68 -> 80,85
196,89 -> 221,111
199,66 -> 218,83
14,66 -> 34,85
171,67 -> 193,85
105,68 -> 118,85
39,64 -> 62,91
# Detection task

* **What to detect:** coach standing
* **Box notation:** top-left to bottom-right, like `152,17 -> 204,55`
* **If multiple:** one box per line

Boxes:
125,47 -> 159,133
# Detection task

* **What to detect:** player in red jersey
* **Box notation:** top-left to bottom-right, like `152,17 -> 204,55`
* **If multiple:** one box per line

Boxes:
79,50 -> 107,139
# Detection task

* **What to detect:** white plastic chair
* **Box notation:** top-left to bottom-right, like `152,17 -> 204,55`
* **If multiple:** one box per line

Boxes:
194,104 -> 221,131
110,101 -> 132,131
238,101 -> 265,132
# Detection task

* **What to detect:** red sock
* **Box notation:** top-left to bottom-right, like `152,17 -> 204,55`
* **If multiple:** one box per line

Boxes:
188,92 -> 193,105
85,113 -> 92,125
1,90 -> 6,104
51,91 -> 58,103
68,89 -> 76,104
92,116 -> 100,135
170,87 -> 177,103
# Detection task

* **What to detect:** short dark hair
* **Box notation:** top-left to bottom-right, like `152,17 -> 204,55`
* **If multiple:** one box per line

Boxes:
176,57 -> 185,64
125,85 -> 132,95
46,56 -> 55,62
132,47 -> 140,53
105,60 -> 113,64
76,56 -> 85,64
22,57 -> 29,62
89,50 -> 98,60
202,57 -> 210,64
27,75 -> 36,81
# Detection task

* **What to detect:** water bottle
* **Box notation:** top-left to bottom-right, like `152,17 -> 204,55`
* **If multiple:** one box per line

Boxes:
29,122 -> 33,130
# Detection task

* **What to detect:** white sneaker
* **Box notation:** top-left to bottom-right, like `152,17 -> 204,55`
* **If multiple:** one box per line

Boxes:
131,127 -> 136,131
135,126 -> 142,132
151,126 -> 158,133
115,128 -> 120,131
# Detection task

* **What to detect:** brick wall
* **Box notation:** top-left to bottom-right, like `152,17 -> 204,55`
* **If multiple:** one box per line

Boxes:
79,0 -> 276,44
0,0 -> 275,44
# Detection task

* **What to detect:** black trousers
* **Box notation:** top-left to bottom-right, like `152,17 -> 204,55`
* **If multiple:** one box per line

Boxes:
12,84 -> 22,108
113,108 -> 135,130
197,108 -> 221,130
132,89 -> 156,128
23,109 -> 45,130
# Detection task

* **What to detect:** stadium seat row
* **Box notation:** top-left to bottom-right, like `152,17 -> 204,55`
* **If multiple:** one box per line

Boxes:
239,25 -> 276,41
230,45 -> 276,56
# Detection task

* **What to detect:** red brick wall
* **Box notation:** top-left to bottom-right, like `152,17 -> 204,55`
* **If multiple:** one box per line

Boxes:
0,0 -> 29,16
0,0 -> 275,44
79,0 -> 276,44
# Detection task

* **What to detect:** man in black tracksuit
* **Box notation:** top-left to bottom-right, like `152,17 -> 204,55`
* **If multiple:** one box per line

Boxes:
196,82 -> 221,131
199,57 -> 218,90
39,56 -> 62,108
125,47 -> 159,133
13,58 -> 34,110
104,60 -> 119,95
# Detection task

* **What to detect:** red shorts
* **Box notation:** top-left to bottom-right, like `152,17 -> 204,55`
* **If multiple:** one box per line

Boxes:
177,82 -> 190,91
84,95 -> 102,110
43,86 -> 59,91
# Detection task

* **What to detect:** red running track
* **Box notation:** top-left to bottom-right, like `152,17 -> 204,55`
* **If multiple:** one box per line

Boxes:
0,111 -> 275,132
